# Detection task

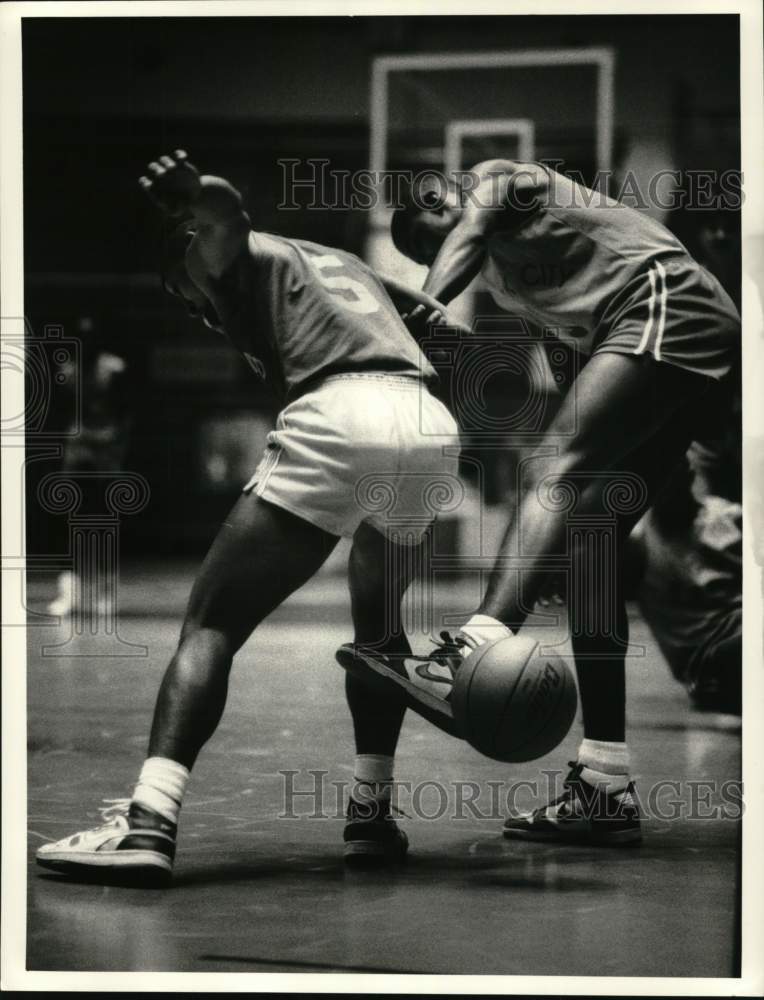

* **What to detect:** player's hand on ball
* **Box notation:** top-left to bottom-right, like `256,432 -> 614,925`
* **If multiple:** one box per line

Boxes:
139,150 -> 201,216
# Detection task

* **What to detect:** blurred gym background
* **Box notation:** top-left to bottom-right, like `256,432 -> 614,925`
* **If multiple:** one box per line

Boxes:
23,14 -> 740,550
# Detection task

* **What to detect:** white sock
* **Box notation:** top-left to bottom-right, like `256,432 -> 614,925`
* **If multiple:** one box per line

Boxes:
132,757 -> 190,825
577,738 -> 630,793
459,614 -> 512,658
351,754 -> 393,804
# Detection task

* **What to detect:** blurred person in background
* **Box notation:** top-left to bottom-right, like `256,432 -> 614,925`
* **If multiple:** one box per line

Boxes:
47,320 -> 132,616
628,394 -> 742,714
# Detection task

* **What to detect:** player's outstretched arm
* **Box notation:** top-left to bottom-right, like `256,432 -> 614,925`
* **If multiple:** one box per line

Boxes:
139,150 -> 250,277
421,211 -> 490,305
379,274 -> 471,338
422,161 -> 532,305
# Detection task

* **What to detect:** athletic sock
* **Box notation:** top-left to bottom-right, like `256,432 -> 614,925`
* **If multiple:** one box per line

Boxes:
351,754 -> 394,808
459,614 -> 512,657
577,738 -> 630,793
132,756 -> 190,826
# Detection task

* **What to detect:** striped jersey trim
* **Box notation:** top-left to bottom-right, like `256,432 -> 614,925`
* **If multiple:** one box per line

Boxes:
635,262 -> 668,359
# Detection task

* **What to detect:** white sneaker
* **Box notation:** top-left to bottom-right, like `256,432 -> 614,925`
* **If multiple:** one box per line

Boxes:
36,799 -> 177,883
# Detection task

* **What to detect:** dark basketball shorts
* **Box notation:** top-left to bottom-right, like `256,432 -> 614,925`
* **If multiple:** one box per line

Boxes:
593,257 -> 740,381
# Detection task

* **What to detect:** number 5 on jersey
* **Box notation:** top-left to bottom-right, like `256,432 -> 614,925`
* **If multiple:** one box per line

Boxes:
311,254 -> 380,316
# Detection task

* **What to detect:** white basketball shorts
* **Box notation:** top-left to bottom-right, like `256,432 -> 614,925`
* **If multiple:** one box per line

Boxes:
243,373 -> 461,544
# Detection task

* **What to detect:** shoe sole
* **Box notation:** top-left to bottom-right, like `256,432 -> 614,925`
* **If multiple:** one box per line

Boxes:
344,841 -> 408,868
336,646 -> 463,739
36,850 -> 172,884
503,826 -> 642,846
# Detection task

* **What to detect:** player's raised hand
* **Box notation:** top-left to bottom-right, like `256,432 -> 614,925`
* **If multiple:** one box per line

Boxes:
138,150 -> 202,216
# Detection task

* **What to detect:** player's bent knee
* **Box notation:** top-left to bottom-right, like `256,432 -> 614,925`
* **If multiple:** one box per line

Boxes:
175,626 -> 236,671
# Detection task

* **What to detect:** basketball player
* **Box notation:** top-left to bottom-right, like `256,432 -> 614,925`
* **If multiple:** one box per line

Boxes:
356,158 -> 740,844
36,151 -> 460,881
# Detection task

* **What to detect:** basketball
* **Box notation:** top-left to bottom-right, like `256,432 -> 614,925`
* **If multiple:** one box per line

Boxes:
451,635 -> 577,763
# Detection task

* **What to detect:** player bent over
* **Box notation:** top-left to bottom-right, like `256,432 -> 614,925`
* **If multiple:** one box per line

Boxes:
374,158 -> 740,844
36,152 -> 459,882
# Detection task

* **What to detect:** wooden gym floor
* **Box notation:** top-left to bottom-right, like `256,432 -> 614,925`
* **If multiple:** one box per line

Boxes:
25,558 -> 741,978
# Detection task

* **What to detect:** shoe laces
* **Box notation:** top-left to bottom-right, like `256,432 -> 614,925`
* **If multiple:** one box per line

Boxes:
534,763 -> 584,818
414,630 -> 474,684
98,797 -> 131,825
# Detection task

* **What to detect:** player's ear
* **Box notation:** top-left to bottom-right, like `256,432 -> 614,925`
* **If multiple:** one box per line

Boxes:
420,188 -> 442,210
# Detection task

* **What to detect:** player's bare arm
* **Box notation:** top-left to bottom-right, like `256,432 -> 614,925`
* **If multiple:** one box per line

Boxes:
379,273 -> 472,338
421,159 -> 539,304
139,150 -> 250,278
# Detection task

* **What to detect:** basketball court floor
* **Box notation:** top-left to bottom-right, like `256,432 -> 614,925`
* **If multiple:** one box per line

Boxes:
25,556 -> 741,977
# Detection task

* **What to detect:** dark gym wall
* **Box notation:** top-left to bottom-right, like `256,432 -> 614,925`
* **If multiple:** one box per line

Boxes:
22,15 -> 740,554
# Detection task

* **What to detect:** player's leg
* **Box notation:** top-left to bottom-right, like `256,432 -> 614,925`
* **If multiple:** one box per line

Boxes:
147,495 -> 338,766
504,419 -> 696,845
345,520 -> 420,754
36,494 -> 339,881
569,521 -> 630,744
568,406 -> 700,742
459,355 -> 707,827
475,352 -> 710,633
342,521 -> 427,863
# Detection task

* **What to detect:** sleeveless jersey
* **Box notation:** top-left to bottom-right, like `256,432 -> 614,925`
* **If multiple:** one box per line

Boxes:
481,162 -> 691,353
210,232 -> 435,400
